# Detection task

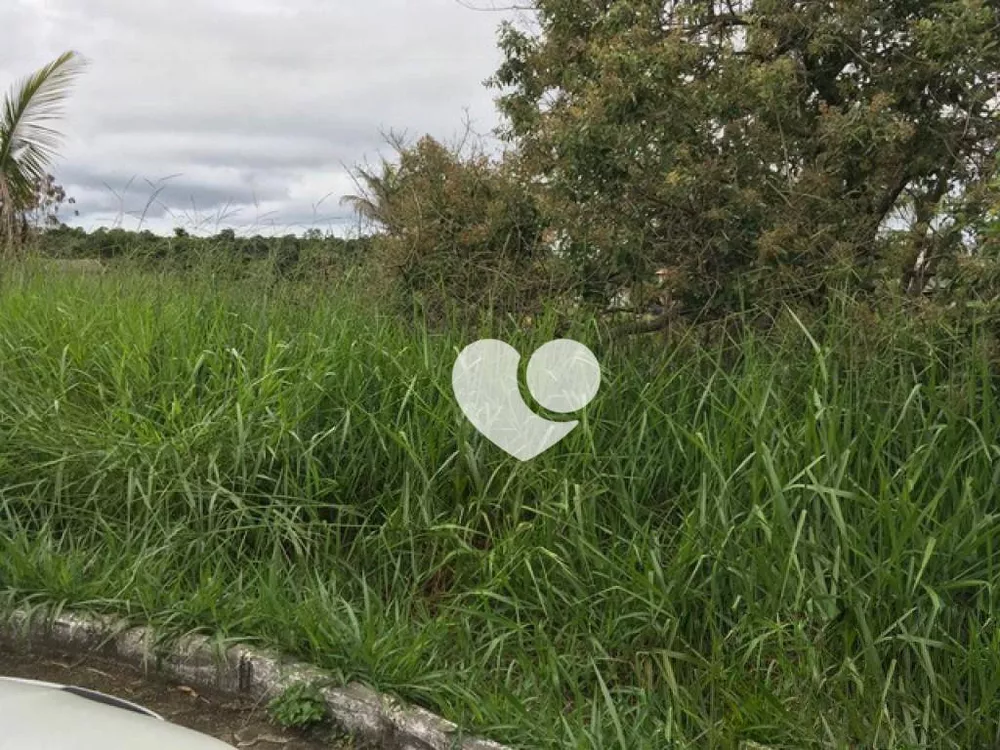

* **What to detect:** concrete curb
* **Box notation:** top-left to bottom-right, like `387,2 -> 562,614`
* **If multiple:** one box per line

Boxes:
0,608 -> 512,750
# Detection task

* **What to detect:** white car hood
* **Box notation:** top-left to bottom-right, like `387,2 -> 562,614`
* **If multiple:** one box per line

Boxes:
0,676 -> 234,749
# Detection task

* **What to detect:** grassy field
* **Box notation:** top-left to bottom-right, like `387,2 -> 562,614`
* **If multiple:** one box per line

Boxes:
0,258 -> 998,748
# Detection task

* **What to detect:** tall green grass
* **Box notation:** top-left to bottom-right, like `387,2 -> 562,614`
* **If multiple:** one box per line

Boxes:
0,258 -> 998,748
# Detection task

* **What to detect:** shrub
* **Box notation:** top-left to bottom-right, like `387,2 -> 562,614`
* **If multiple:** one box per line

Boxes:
344,134 -> 575,326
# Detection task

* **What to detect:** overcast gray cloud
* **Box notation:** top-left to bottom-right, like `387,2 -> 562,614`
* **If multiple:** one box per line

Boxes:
0,0 -> 517,236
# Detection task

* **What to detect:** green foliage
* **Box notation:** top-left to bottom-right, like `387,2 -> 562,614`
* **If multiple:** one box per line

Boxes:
4,5 -> 1000,749
489,0 -> 1000,316
29,224 -> 372,287
344,133 -> 576,325
0,51 -> 86,254
267,682 -> 328,729
1,265 -> 999,747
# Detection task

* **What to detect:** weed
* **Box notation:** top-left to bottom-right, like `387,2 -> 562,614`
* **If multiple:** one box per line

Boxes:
268,682 -> 328,729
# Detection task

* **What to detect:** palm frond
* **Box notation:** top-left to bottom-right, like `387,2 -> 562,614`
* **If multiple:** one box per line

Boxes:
340,160 -> 401,228
0,50 -> 87,208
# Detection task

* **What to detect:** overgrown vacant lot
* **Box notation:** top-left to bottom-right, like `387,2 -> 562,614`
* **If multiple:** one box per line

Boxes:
1,261 -> 998,749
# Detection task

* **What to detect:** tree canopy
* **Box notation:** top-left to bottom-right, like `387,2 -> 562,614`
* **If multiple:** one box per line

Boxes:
489,0 -> 1000,315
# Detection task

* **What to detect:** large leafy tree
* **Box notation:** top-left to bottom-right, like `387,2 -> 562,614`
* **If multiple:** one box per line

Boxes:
0,50 -> 87,255
489,0 -> 1000,317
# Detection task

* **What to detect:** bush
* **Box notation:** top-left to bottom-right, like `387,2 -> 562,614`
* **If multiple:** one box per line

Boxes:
345,134 -> 576,327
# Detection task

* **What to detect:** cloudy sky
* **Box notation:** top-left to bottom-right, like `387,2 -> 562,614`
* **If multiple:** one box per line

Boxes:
1,0 -> 521,236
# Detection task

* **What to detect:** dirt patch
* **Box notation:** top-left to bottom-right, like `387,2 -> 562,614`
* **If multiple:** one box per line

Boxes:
0,643 -> 357,749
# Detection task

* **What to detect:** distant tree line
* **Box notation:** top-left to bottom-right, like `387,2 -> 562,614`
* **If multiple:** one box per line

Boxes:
32,223 -> 373,282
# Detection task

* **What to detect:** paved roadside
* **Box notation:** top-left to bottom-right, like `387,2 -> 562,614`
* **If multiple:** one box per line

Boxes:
0,645 -> 354,749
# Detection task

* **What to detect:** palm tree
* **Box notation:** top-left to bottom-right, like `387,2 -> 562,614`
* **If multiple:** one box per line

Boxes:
0,50 -> 87,256
340,160 -> 400,230
339,131 -> 410,232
